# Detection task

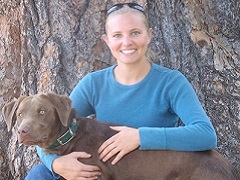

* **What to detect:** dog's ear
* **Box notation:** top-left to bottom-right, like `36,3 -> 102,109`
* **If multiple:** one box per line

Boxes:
45,92 -> 72,127
2,96 -> 27,132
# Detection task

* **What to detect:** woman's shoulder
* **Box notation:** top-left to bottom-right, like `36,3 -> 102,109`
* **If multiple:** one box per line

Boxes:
83,65 -> 115,80
77,65 -> 115,87
151,63 -> 183,77
151,63 -> 191,87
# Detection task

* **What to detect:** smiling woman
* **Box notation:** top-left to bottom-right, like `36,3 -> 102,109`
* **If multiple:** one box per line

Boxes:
102,4 -> 152,85
25,3 -> 217,180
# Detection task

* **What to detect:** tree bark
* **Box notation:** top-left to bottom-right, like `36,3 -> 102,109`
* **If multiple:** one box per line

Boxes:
0,0 -> 239,179
148,0 -> 240,173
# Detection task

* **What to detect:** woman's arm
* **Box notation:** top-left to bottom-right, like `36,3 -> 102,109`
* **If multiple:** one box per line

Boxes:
139,71 -> 217,151
36,147 -> 61,179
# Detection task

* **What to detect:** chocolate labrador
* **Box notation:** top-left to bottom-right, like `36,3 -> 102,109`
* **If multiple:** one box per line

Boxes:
2,93 -> 239,180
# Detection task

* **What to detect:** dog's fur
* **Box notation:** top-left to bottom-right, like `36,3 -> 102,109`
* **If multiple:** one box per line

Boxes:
2,93 -> 239,180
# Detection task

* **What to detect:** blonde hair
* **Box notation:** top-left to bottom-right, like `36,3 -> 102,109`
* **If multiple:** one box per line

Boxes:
105,5 -> 155,61
105,5 -> 149,31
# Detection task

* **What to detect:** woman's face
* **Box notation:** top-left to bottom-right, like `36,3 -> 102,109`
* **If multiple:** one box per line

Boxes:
103,12 -> 152,65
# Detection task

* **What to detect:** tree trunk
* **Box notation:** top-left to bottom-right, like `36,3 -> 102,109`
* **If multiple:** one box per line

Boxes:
0,0 -> 239,179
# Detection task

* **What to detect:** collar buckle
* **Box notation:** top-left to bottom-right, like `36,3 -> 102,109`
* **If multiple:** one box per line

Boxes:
46,118 -> 78,150
56,128 -> 75,146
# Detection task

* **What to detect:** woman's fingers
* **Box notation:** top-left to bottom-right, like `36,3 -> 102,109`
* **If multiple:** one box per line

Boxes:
98,137 -> 115,154
101,144 -> 119,162
52,152 -> 101,179
98,126 -> 140,165
77,169 -> 101,179
111,150 -> 126,165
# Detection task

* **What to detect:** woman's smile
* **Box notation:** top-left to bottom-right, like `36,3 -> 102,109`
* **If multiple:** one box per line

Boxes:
120,49 -> 136,54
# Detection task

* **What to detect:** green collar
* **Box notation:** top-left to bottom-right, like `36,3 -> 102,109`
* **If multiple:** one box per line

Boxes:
46,118 -> 78,150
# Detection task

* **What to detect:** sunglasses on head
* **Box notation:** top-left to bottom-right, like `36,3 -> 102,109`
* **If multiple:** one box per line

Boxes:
107,3 -> 145,15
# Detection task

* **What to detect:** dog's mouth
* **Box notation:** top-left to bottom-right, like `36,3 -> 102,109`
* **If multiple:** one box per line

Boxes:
18,136 -> 48,146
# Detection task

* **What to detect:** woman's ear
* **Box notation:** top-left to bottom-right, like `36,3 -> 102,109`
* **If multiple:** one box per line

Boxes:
102,34 -> 109,45
147,28 -> 153,44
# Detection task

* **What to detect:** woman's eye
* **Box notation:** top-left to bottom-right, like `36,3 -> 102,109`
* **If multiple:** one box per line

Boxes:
132,31 -> 140,36
39,110 -> 45,115
113,34 -> 121,38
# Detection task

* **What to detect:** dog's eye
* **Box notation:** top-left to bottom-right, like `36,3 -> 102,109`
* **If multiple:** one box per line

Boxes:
39,110 -> 45,115
18,113 -> 23,117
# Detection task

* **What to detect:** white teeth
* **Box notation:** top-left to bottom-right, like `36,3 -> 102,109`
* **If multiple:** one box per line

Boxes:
121,50 -> 135,54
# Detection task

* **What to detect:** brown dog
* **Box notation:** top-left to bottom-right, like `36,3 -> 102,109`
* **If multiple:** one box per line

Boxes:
2,93 -> 239,180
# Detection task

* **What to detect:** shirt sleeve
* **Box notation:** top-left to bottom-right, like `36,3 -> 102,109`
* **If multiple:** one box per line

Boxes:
139,71 -> 217,151
69,74 -> 95,117
36,146 -> 60,179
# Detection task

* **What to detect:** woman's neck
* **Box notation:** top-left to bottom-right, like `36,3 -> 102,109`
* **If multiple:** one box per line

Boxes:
114,61 -> 151,85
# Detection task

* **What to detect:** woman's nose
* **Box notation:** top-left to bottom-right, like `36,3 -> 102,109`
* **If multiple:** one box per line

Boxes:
122,36 -> 133,45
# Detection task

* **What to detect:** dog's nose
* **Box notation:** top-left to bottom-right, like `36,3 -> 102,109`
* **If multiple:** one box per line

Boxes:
18,126 -> 30,137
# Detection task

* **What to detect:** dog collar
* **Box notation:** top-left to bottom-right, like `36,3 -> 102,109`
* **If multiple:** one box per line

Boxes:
46,118 -> 78,150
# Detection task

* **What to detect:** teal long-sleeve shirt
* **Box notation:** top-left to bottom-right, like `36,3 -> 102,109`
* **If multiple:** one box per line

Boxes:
37,63 -> 217,176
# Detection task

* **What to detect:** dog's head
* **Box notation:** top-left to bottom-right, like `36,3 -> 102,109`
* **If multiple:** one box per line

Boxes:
2,92 -> 72,148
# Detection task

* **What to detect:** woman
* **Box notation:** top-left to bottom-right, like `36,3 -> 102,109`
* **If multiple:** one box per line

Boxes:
26,3 -> 217,180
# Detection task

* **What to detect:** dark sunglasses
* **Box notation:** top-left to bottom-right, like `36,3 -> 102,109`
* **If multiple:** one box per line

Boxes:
107,3 -> 145,15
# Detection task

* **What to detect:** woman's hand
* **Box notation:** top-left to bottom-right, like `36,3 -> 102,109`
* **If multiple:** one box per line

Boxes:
52,152 -> 101,180
98,126 -> 140,165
